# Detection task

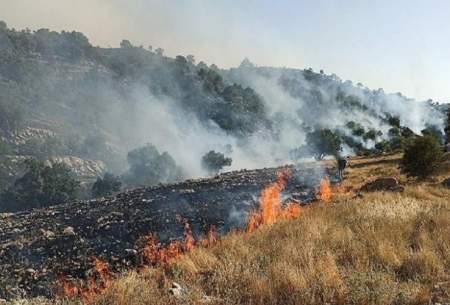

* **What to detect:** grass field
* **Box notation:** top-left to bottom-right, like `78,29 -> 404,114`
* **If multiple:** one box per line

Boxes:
11,153 -> 450,305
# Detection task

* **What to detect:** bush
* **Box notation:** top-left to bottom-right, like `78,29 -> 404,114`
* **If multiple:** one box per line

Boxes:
401,135 -> 444,178
0,159 -> 80,212
92,173 -> 121,198
201,150 -> 232,174
124,144 -> 183,186
306,129 -> 342,159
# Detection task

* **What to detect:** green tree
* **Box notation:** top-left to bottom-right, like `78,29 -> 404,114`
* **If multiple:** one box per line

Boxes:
92,172 -> 121,198
421,125 -> 444,144
444,108 -> 450,143
120,39 -> 133,49
401,135 -> 444,178
201,151 -> 232,174
306,129 -> 342,159
374,140 -> 391,153
0,159 -> 80,212
124,144 -> 183,186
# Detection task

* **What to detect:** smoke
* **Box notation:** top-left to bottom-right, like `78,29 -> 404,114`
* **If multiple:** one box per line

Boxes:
226,64 -> 445,156
85,59 -> 445,182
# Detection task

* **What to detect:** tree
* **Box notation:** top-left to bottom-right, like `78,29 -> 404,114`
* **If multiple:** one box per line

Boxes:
374,140 -> 391,153
120,39 -> 133,49
421,125 -> 445,145
201,151 -> 232,174
0,138 -> 11,155
306,129 -> 342,159
0,159 -> 80,212
92,173 -> 121,198
445,108 -> 450,143
401,135 -> 444,178
124,144 -> 183,186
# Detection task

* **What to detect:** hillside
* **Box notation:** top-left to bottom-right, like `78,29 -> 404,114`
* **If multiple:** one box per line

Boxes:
6,153 -> 449,305
1,22 -> 448,212
0,163 -> 335,300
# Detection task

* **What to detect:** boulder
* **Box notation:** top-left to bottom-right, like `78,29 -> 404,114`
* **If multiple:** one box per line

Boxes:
442,177 -> 450,188
360,177 -> 404,192
169,282 -> 184,297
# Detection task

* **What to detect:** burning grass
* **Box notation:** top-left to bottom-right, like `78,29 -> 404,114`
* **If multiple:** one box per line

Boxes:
9,154 -> 450,305
247,169 -> 302,232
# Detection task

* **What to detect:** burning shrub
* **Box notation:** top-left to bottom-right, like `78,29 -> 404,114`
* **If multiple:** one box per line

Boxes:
91,173 -> 122,198
401,135 -> 444,178
201,150 -> 232,174
124,144 -> 184,187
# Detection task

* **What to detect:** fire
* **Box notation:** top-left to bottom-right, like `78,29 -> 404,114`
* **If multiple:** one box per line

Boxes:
143,221 -> 195,266
200,225 -> 217,248
316,176 -> 332,202
59,257 -> 112,302
247,170 -> 301,232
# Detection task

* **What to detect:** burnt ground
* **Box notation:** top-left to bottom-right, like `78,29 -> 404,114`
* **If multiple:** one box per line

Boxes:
0,163 -> 336,300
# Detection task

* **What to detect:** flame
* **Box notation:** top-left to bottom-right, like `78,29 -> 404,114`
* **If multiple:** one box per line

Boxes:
59,257 -> 112,302
200,225 -> 217,248
142,220 -> 196,266
247,170 -> 301,233
316,176 -> 332,202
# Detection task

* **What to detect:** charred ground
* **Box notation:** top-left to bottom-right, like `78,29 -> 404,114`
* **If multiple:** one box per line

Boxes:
0,162 -> 334,300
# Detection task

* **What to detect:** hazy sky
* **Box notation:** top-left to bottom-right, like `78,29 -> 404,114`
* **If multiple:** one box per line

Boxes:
2,0 -> 450,102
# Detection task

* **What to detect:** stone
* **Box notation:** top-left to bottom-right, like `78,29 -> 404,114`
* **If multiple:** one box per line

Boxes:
169,282 -> 184,297
40,229 -> 55,239
360,177 -> 404,192
442,177 -> 450,188
63,226 -> 75,236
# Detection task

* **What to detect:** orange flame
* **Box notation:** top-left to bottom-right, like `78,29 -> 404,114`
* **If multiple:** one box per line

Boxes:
316,176 -> 332,202
142,220 -> 196,266
247,170 -> 301,232
200,225 -> 218,248
59,257 -> 112,302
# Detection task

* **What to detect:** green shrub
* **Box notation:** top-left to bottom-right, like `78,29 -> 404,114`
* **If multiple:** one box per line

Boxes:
0,159 -> 80,212
401,135 -> 444,178
92,172 -> 121,198
201,150 -> 232,174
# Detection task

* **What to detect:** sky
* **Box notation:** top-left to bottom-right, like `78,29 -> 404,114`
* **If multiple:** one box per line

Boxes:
2,0 -> 450,102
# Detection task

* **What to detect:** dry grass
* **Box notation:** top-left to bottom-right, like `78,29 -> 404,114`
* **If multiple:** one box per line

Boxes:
10,154 -> 450,305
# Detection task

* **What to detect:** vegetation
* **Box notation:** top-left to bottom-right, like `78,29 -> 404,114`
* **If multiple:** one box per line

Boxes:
124,144 -> 183,187
0,159 -> 80,212
305,129 -> 342,159
445,108 -> 450,143
92,173 -> 122,198
201,150 -> 232,174
401,135 -> 444,178
16,153 -> 450,305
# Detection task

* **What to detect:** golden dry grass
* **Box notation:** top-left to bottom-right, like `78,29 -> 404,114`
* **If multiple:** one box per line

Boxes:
11,153 -> 450,305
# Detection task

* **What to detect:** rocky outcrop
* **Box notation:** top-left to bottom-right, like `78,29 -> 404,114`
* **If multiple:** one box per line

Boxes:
47,156 -> 105,180
0,155 -> 105,185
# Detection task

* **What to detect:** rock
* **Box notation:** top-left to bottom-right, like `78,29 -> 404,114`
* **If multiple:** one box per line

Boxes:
125,249 -> 138,256
63,226 -> 75,236
360,177 -> 404,192
442,177 -> 450,188
40,229 -> 55,239
169,282 -> 184,297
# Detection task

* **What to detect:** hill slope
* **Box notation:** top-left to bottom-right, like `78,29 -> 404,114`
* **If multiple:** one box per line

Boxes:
0,22 -> 447,198
8,153 -> 450,305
